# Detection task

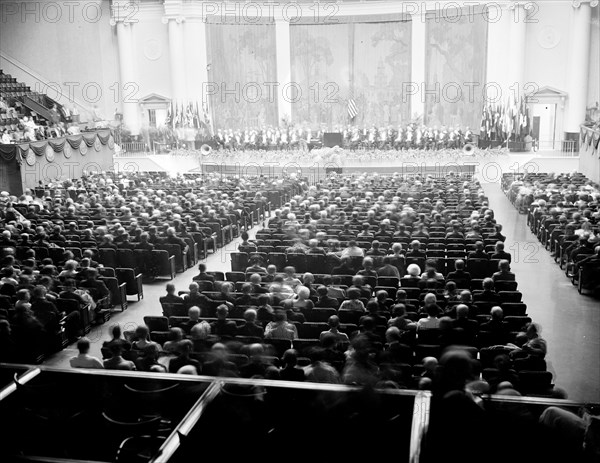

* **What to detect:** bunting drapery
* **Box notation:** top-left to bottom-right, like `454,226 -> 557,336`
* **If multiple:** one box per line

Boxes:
29,141 -> 48,156
66,135 -> 83,149
0,130 -> 116,167
82,133 -> 98,147
48,139 -> 66,153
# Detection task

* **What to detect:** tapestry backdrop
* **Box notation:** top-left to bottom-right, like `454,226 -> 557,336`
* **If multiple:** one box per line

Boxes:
352,21 -> 412,128
425,8 -> 488,131
290,23 -> 351,128
290,21 -> 412,128
206,23 -> 278,129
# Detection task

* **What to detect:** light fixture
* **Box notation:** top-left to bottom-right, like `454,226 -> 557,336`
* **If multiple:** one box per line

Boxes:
591,0 -> 599,7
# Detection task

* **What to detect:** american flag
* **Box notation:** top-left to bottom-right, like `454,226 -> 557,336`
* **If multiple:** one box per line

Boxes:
347,94 -> 358,120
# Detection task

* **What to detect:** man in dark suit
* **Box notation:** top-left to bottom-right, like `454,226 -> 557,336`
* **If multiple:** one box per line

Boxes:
164,227 -> 189,254
79,268 -> 109,301
331,256 -> 355,276
202,343 -> 238,377
492,260 -> 516,282
159,283 -> 185,305
480,306 -> 508,345
210,304 -> 237,339
491,242 -> 511,263
192,263 -> 215,282
468,241 -> 489,260
406,240 -> 426,258
236,308 -> 264,338
473,278 -> 500,303
446,259 -> 471,288
380,326 -> 414,365
248,273 -> 269,294
451,304 -> 478,345
168,340 -> 202,373
134,232 -> 155,251
314,285 -> 340,309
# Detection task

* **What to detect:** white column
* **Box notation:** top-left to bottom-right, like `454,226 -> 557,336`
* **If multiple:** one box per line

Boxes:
410,11 -> 426,122
167,17 -> 187,105
115,21 -> 140,135
565,2 -> 593,134
275,19 -> 292,124
184,18 -> 209,104
486,7 -> 511,105
507,4 -> 527,102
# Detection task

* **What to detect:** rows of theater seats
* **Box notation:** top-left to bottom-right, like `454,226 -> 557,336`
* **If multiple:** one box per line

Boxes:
134,173 -> 553,396
149,267 -> 551,396
0,175 -> 296,362
0,70 -> 32,100
503,172 -> 600,295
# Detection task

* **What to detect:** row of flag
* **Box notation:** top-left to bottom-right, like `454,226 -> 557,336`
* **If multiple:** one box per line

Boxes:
164,100 -> 213,135
479,96 -> 531,142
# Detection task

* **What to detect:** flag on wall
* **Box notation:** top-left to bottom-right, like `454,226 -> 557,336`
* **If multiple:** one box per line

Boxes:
165,101 -> 173,127
348,98 -> 358,120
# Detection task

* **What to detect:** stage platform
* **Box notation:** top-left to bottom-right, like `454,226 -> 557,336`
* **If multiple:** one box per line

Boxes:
112,151 -> 580,183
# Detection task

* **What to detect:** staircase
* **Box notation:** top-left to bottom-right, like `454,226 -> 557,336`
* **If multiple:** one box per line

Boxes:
0,69 -> 65,124
21,94 -> 54,122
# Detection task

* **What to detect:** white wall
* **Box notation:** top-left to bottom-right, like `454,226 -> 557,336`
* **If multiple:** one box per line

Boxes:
1,1 -> 597,132
0,0 -> 119,121
524,2 -> 571,97
131,7 -> 172,101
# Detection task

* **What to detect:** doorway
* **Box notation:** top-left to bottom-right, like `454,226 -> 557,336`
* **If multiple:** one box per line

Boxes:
531,104 -> 557,150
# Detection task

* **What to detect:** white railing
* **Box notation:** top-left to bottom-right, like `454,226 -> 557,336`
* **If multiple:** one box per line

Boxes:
120,142 -> 149,155
560,139 -> 577,156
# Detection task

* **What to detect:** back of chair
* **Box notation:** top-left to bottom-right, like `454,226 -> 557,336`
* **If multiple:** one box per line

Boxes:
116,249 -> 136,270
98,248 -> 117,269
152,249 -> 175,279
231,252 -> 249,272
143,316 -> 169,332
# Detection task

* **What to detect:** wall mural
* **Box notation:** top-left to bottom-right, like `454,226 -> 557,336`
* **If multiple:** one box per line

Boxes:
207,23 -> 278,129
352,21 -> 412,128
425,8 -> 488,131
290,21 -> 411,129
290,23 -> 351,128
